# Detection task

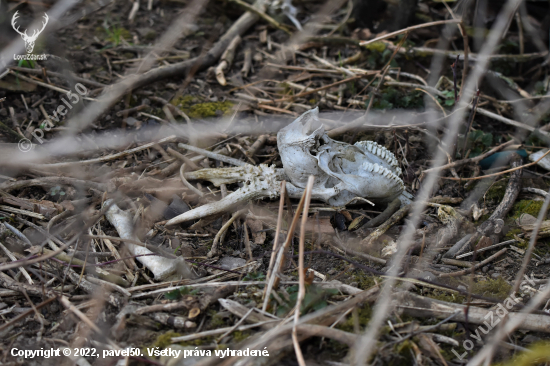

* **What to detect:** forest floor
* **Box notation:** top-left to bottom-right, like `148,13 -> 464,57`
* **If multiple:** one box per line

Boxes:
2,0 -> 550,365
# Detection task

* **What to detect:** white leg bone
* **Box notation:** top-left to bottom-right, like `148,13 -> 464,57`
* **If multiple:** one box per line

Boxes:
104,200 -> 195,280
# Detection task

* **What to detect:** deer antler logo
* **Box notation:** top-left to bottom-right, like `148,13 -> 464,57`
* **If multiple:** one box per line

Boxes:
11,11 -> 49,53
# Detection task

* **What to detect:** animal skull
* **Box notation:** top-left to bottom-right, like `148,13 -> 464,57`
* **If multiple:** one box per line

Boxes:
166,108 -> 407,227
277,107 -> 404,206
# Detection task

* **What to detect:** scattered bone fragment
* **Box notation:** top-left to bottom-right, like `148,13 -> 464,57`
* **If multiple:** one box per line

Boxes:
104,199 -> 195,280
529,149 -> 550,171
269,0 -> 302,30
149,313 -> 196,329
380,240 -> 397,258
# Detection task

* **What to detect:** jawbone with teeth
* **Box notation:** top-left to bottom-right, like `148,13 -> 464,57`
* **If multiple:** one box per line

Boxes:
165,108 -> 407,227
278,107 -> 404,206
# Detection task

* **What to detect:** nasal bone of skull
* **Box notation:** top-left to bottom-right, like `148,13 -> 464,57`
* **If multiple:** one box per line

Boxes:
302,107 -> 323,135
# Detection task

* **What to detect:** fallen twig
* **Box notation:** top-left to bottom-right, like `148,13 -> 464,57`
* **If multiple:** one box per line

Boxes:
359,19 -> 461,47
208,208 -> 247,258
293,176 -> 315,366
395,291 -> 550,333
262,181 -> 287,310
439,248 -> 507,277
215,35 -> 242,86
361,204 -> 410,247
422,139 -> 516,174
445,156 -> 522,257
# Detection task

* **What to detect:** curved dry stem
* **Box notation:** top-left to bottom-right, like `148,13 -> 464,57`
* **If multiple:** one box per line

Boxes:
208,208 -> 247,258
293,176 -> 315,366
179,163 -> 204,197
262,181 -> 287,311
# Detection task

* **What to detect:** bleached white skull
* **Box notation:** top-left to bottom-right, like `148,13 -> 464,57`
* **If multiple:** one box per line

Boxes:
277,108 -> 404,206
166,108 -> 408,228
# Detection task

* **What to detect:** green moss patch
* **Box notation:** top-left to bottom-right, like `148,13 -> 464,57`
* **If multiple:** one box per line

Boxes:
274,284 -> 338,317
483,179 -> 508,205
232,330 -> 251,343
171,95 -> 234,119
96,26 -> 132,46
394,339 -> 415,365
472,277 -> 511,300
509,200 -> 544,220
364,42 -> 386,53
352,272 -> 381,290
365,88 -> 424,110
151,331 -> 181,349
425,290 -> 465,304
496,341 -> 550,366
179,337 -> 214,347
208,310 -> 228,329
336,305 -> 372,333
504,227 -> 522,241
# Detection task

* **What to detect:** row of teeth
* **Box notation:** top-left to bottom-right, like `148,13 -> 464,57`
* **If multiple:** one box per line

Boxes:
356,141 -> 400,172
362,162 -> 404,188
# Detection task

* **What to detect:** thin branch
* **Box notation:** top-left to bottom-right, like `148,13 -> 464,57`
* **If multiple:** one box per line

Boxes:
359,19 -> 461,47
292,175 -> 315,366
442,149 -> 550,181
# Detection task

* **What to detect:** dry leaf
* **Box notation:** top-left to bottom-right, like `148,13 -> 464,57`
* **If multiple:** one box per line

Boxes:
245,218 -> 266,245
340,210 -> 352,221
304,267 -> 315,285
475,235 -> 493,251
